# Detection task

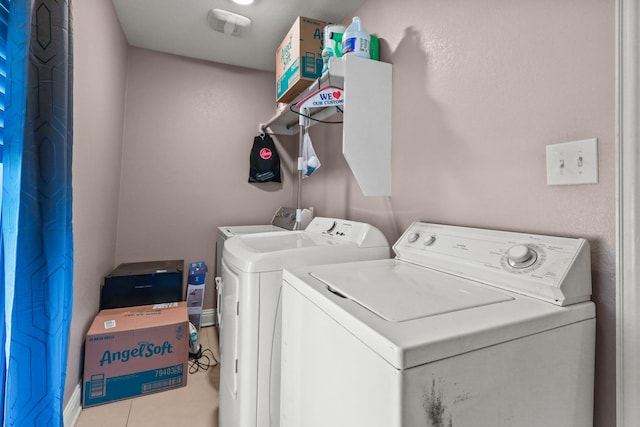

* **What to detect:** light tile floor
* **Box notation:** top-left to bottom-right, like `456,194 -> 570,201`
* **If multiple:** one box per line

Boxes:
75,326 -> 220,427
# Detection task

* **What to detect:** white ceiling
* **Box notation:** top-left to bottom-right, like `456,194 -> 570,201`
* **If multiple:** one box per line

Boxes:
111,0 -> 366,72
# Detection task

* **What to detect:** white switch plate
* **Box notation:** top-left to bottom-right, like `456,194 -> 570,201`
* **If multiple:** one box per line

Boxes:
546,138 -> 599,186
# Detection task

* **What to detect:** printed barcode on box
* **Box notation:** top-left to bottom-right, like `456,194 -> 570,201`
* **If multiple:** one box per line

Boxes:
104,320 -> 116,329
152,302 -> 178,309
142,377 -> 183,393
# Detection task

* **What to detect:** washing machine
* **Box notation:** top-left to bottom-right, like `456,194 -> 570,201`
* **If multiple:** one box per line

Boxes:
280,221 -> 596,427
218,217 -> 390,427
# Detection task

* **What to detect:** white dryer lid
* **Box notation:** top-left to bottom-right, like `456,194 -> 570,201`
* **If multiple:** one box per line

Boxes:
311,263 -> 513,322
217,224 -> 283,239
222,217 -> 390,272
223,230 -> 389,273
240,231 -> 334,252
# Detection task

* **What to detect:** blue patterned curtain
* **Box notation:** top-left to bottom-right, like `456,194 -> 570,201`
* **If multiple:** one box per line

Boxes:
1,0 -> 73,425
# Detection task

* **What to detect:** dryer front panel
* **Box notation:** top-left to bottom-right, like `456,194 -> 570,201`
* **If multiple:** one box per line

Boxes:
219,260 -> 260,427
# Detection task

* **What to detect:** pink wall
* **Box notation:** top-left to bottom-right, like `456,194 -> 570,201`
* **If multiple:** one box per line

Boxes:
68,0 -> 615,424
69,0 -> 129,407
115,48 -> 295,311
300,0 -> 615,425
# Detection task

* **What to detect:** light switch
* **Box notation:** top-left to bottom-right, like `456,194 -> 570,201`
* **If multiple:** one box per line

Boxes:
546,138 -> 598,186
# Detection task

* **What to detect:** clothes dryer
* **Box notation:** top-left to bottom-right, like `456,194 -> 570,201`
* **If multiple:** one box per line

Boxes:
280,222 -> 595,427
215,206 -> 313,277
218,217 -> 390,427
215,207 -> 312,326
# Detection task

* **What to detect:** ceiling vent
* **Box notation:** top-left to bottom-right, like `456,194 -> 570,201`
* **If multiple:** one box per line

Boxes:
207,9 -> 252,37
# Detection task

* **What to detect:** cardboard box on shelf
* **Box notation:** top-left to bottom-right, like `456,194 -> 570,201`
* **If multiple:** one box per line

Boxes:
82,302 -> 189,407
276,16 -> 328,103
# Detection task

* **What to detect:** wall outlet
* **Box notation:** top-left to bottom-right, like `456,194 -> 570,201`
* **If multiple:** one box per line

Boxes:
546,138 -> 599,186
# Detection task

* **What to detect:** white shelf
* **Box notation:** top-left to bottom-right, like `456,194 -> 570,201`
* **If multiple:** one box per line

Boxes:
261,55 -> 392,197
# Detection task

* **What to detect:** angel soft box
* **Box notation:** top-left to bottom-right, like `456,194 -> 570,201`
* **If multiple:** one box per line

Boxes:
83,302 -> 189,407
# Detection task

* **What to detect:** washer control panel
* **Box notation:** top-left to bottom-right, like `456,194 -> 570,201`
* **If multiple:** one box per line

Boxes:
393,222 -> 591,306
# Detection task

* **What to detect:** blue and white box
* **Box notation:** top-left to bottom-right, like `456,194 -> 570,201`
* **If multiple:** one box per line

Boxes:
186,262 -> 207,330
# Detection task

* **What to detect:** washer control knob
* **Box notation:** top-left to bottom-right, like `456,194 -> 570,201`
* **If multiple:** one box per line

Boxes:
407,232 -> 420,243
423,235 -> 436,246
326,221 -> 337,233
508,245 -> 533,264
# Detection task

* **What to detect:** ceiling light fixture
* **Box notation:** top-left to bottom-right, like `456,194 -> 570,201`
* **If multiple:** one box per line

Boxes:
230,0 -> 255,5
208,9 -> 252,37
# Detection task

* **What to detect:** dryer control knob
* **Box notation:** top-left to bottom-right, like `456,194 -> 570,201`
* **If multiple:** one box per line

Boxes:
423,235 -> 436,246
407,232 -> 420,243
508,245 -> 533,264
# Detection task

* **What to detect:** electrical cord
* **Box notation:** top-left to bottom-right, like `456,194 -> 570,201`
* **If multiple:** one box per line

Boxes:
188,346 -> 218,374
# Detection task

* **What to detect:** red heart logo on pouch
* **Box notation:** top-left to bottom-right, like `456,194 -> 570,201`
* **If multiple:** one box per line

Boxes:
333,91 -> 341,99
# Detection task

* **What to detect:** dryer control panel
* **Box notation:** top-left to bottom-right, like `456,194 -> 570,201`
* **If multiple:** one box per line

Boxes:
271,206 -> 313,230
393,222 -> 591,306
305,217 -> 389,248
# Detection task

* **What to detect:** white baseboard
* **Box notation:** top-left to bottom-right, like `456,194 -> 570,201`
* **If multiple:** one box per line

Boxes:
64,382 -> 82,427
201,308 -> 217,327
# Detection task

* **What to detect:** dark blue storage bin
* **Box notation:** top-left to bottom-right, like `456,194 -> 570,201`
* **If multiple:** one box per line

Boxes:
100,260 -> 184,309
